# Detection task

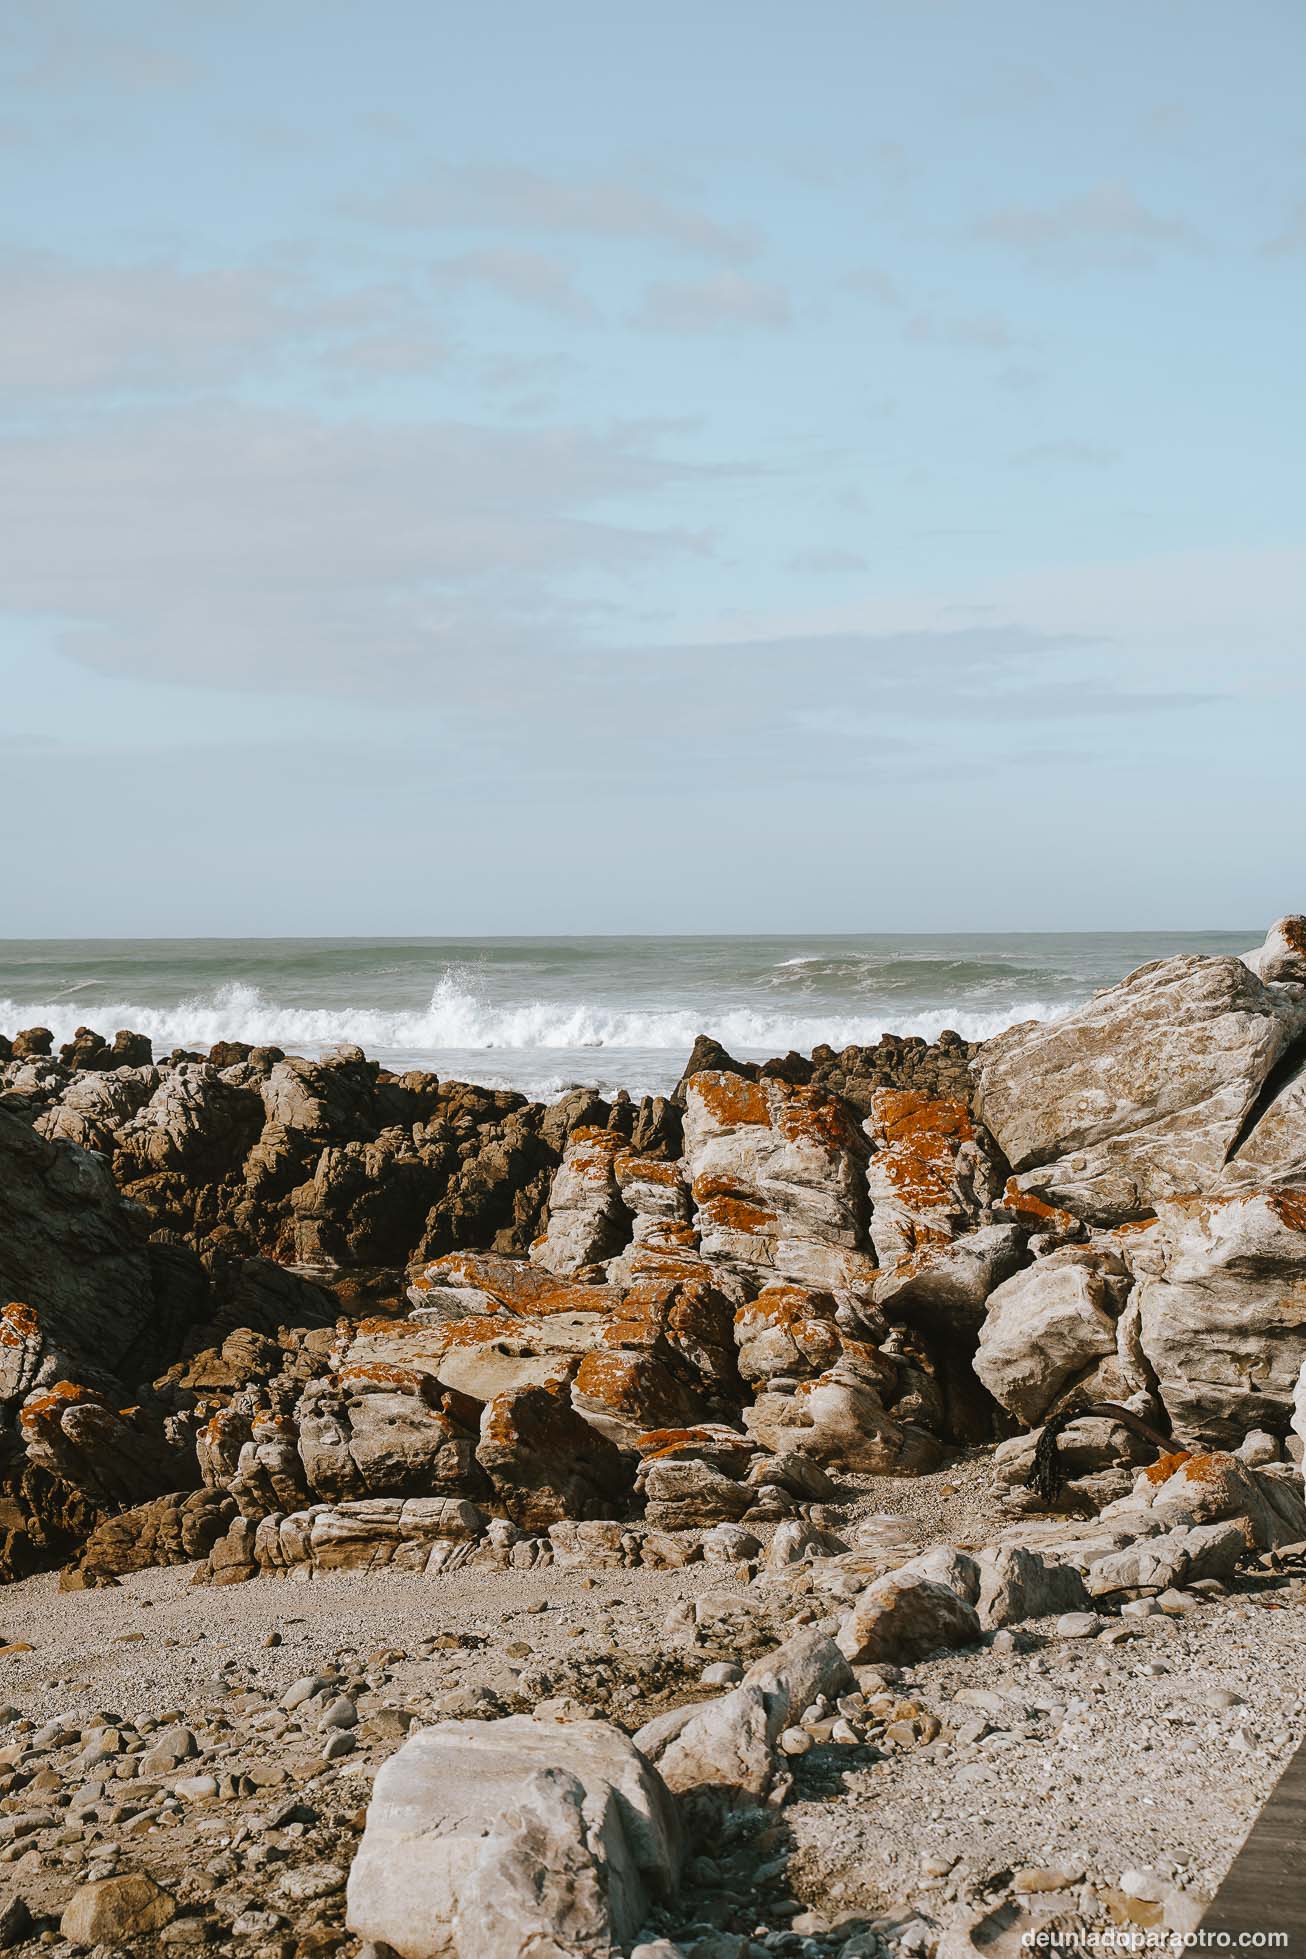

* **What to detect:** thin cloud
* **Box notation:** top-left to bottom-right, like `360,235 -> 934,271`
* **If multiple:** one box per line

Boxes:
788,549 -> 868,575
0,251 -> 450,393
0,403 -> 726,693
1010,440 -> 1120,469
975,180 -> 1200,269
1264,200 -> 1306,256
345,162 -> 758,264
430,248 -> 595,320
631,272 -> 791,333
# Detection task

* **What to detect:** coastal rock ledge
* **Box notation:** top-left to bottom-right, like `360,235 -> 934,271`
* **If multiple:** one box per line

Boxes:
0,918 -> 1302,1954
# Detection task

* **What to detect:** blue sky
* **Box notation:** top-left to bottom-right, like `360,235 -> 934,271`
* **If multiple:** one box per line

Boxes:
1,0 -> 1302,934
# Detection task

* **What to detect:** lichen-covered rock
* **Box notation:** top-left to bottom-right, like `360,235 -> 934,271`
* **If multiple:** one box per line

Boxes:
19,1382 -> 192,1508
972,954 -> 1306,1224
682,1071 -> 874,1287
864,1090 -> 1003,1267
476,1379 -> 631,1528
531,1127 -> 633,1275
733,1284 -> 844,1386
1244,914 -> 1306,985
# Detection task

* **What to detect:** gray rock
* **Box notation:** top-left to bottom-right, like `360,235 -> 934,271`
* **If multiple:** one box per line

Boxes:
345,1715 -> 681,1958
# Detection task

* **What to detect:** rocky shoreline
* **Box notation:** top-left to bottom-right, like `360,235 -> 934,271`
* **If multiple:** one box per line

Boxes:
0,918 -> 1304,1956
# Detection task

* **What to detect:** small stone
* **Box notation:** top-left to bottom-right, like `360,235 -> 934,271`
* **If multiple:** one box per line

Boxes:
1157,1590 -> 1199,1614
1121,1599 -> 1162,1619
1055,1613 -> 1105,1640
318,1696 -> 358,1731
778,1727 -> 812,1756
701,1662 -> 743,1687
173,1776 -> 219,1804
321,1731 -> 356,1761
1014,1866 -> 1084,1894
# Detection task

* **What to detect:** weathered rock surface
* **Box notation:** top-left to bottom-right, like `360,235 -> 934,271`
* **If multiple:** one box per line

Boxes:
1126,1192 -> 1306,1442
973,954 -> 1306,1224
345,1716 -> 681,1957
975,1248 -> 1137,1426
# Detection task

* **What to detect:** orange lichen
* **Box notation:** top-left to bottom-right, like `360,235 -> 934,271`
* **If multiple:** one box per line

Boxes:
773,1085 -> 861,1153
687,1072 -> 770,1129
1269,1191 -> 1306,1234
1001,1179 -> 1080,1232
0,1302 -> 40,1347
338,1362 -> 434,1397
1142,1449 -> 1192,1485
696,1194 -> 777,1237
872,1092 -> 974,1148
19,1381 -> 106,1430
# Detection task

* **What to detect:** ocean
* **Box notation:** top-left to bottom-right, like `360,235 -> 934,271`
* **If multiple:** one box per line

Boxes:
0,932 -> 1254,1102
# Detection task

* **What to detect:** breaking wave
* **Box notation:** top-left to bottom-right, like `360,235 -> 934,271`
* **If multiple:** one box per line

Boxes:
0,969 -> 1060,1060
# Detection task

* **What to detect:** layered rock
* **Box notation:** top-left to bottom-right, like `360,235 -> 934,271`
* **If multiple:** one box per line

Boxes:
1124,1192 -> 1306,1443
972,954 -> 1306,1224
682,1071 -> 874,1288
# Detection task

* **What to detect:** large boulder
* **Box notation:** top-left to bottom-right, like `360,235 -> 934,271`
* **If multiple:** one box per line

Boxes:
744,1362 -> 942,1474
972,954 -> 1306,1224
345,1716 -> 682,1958
681,1071 -> 874,1287
974,1247 -> 1137,1426
295,1368 -> 481,1502
634,1628 -> 851,1801
1245,915 -> 1306,985
476,1379 -> 632,1527
1127,1191 -> 1306,1442
837,1571 -> 981,1664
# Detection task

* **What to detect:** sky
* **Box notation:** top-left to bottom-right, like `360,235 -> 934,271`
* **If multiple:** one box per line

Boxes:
1,0 -> 1303,935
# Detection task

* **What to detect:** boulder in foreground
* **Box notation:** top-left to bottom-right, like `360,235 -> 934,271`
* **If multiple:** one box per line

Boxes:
345,1714 -> 682,1958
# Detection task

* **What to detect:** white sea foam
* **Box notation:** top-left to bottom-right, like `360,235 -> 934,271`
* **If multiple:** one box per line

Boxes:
0,970 -> 1061,1060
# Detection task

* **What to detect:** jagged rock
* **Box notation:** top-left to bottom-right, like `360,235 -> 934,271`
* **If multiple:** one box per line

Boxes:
744,1364 -> 941,1473
974,1248 -> 1137,1426
682,1071 -> 874,1288
1245,915 -> 1306,984
19,1383 -> 191,1508
295,1368 -> 481,1503
837,1572 -> 981,1664
0,1109 -> 207,1411
972,954 -> 1306,1224
345,1716 -> 682,1958
1126,1191 -> 1306,1441
531,1128 -> 633,1275
974,1545 -> 1091,1627
872,1224 -> 1026,1328
259,1053 -> 378,1141
864,1091 -> 1003,1266
114,1063 -> 262,1179
476,1379 -> 631,1528
75,1488 -> 236,1577
34,1065 -> 159,1153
